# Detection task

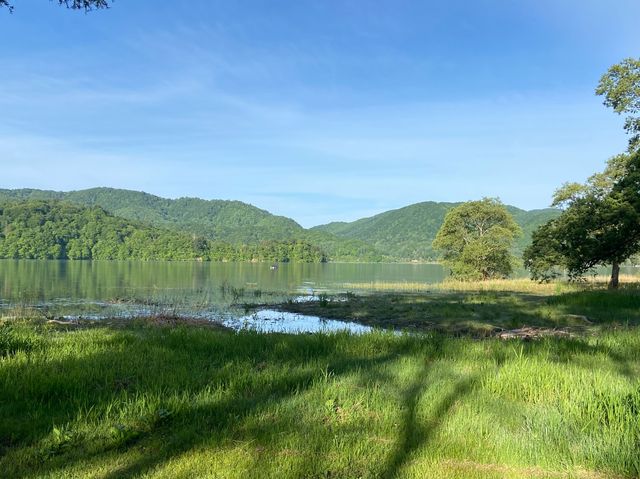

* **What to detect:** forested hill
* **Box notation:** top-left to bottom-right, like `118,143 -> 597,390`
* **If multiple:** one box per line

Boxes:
0,188 -> 303,243
0,188 -> 383,261
0,200 -> 326,262
0,189 -> 559,262
312,201 -> 561,261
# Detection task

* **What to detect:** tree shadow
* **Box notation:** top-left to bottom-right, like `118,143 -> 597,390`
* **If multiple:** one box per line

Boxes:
380,371 -> 478,479
379,334 -> 494,479
2,326 -> 413,479
2,317 -> 638,478
276,335 -> 487,479
102,350 -> 411,479
280,288 -> 640,336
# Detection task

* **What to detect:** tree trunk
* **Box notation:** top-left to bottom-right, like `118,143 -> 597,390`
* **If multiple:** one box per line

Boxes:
608,261 -> 620,289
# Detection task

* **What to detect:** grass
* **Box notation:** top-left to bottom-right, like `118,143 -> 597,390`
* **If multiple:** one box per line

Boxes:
338,275 -> 640,294
2,279 -> 640,478
1,314 -> 640,478
279,281 -> 640,335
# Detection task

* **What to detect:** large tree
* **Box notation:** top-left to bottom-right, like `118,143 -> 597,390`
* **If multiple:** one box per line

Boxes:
432,198 -> 522,281
524,151 -> 640,288
525,58 -> 640,289
0,0 -> 109,13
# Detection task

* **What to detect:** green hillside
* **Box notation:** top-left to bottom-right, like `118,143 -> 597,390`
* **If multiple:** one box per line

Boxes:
0,200 -> 326,262
313,201 -> 561,261
505,206 -> 563,255
0,189 -> 559,262
0,189 -> 383,262
0,188 -> 303,243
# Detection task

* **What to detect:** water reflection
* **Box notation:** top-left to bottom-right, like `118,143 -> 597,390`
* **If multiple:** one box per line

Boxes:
1,260 -> 637,334
0,260 -> 447,306
223,310 -> 373,334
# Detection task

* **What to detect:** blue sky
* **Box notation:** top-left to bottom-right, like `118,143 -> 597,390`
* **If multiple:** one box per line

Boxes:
1,1 -> 638,227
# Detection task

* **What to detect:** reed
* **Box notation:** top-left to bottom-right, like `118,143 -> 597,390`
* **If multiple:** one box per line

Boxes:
339,276 -> 639,295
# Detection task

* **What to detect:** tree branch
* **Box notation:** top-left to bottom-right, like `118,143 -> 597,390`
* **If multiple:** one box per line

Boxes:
1,0 -> 111,13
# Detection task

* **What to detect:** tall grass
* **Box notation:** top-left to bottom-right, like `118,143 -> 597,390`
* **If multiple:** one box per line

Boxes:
339,276 -> 639,295
1,322 -> 639,478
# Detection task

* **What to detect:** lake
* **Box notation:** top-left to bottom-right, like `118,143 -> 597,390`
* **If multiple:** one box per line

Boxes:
0,260 -> 447,332
0,260 -> 636,333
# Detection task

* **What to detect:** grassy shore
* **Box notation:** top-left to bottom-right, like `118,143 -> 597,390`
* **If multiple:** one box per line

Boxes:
279,280 -> 640,335
1,280 -> 639,478
336,274 -> 640,294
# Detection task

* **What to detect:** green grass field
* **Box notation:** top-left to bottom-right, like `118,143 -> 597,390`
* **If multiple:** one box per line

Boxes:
2,281 -> 640,478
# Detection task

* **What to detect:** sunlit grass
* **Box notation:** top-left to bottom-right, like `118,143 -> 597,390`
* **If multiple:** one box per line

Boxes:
339,275 -> 639,295
1,322 -> 639,478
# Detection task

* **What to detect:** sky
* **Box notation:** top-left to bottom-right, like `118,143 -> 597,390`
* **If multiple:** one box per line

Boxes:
0,1 -> 639,227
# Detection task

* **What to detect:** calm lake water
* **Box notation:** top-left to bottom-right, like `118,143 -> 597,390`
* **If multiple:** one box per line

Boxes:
0,260 -> 446,332
0,260 -> 636,333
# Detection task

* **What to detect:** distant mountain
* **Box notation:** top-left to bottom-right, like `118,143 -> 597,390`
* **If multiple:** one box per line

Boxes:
0,189 -> 559,262
504,206 -> 563,256
0,188 -> 383,262
312,201 -> 561,261
0,187 -> 302,243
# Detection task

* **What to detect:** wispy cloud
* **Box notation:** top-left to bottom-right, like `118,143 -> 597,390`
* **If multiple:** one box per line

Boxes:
0,0 -> 637,226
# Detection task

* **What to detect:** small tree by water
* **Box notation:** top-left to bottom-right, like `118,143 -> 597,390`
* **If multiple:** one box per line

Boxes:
432,198 -> 521,281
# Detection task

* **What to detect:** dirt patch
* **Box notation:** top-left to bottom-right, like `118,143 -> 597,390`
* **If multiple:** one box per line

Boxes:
493,326 -> 575,340
45,315 -> 231,331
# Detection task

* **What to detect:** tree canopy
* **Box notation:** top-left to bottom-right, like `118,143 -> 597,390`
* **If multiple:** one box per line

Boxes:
596,57 -> 640,152
524,152 -> 640,287
432,198 -> 522,280
525,58 -> 640,288
0,200 -> 327,263
0,188 -> 384,262
313,201 -> 558,262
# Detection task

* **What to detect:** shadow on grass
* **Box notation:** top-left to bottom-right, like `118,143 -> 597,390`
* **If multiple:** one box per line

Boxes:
381,372 -> 478,479
100,351 -> 415,479
1,326 -> 425,478
278,288 -> 640,335
2,316 -> 639,479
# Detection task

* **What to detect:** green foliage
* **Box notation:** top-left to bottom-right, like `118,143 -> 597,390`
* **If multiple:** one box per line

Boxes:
528,59 -> 640,286
432,198 -> 522,280
0,200 -> 327,263
0,188 -> 377,262
521,221 -> 566,282
0,188 -> 305,243
0,188 -> 559,263
302,230 -> 385,262
525,152 -> 640,285
66,188 -> 306,244
596,57 -> 640,152
314,201 -> 456,261
0,0 -> 110,13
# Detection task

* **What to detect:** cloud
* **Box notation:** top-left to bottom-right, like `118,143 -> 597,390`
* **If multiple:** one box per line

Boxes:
0,2 -> 634,227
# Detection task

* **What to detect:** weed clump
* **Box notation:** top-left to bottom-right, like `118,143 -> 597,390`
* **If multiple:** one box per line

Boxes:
0,322 -> 42,357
